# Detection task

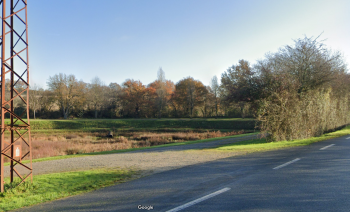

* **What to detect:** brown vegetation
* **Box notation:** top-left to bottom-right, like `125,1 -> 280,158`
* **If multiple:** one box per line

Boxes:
255,36 -> 350,141
6,130 -> 244,161
257,88 -> 350,141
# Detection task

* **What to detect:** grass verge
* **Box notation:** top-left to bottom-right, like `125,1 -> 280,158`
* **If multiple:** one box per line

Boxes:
4,132 -> 259,166
209,126 -> 350,153
0,168 -> 138,211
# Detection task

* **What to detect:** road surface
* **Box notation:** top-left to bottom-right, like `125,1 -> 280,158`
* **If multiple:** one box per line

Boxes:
16,135 -> 350,212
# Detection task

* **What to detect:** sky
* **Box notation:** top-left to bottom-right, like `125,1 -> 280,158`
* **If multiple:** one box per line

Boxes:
28,0 -> 350,89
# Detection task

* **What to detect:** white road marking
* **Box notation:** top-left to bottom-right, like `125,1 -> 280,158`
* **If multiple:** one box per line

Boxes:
273,158 -> 300,170
166,187 -> 231,212
320,144 -> 335,150
346,137 -> 350,139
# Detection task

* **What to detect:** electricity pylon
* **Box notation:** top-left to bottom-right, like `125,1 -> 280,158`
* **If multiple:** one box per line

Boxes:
0,0 -> 31,192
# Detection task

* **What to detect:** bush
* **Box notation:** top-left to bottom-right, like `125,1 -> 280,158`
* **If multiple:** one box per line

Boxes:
257,88 -> 350,141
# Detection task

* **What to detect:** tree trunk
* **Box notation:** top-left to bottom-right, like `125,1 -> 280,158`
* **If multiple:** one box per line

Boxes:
63,107 -> 69,119
158,100 -> 162,119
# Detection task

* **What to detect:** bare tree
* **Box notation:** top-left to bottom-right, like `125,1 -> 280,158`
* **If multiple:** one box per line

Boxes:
259,35 -> 347,93
47,73 -> 84,119
40,90 -> 55,112
108,82 -> 122,117
89,76 -> 105,118
29,84 -> 44,119
156,68 -> 166,118
210,76 -> 219,118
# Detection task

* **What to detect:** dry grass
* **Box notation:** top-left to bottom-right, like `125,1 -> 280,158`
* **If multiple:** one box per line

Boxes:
3,130 -> 244,161
131,130 -> 243,146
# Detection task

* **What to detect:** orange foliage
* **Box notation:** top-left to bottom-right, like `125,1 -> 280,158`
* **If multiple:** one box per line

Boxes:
120,79 -> 150,117
170,77 -> 208,117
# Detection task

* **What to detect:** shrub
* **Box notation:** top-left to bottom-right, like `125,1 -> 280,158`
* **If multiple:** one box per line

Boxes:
257,88 -> 350,141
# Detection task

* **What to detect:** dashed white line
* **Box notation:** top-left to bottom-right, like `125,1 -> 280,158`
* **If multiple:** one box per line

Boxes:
320,144 -> 335,150
166,187 -> 231,212
273,158 -> 300,170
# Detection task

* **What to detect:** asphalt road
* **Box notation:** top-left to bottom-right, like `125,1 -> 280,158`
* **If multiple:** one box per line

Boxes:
16,135 -> 350,212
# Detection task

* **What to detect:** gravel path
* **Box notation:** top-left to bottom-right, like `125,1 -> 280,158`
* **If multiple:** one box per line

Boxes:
5,133 -> 261,177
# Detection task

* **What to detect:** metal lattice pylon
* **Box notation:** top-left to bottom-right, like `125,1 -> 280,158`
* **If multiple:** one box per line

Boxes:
0,0 -> 31,192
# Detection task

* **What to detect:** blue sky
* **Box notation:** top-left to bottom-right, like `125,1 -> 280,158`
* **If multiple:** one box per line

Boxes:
28,0 -> 350,88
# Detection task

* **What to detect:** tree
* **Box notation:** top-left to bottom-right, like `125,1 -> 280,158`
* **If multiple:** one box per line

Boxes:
156,68 -> 166,118
221,60 -> 261,117
119,79 -> 148,118
257,35 -> 347,94
148,78 -> 175,118
39,90 -> 55,113
171,77 -> 208,118
29,84 -> 44,119
88,77 -> 105,118
200,86 -> 215,117
255,36 -> 350,141
73,81 -> 88,118
9,80 -> 27,113
221,59 -> 260,103
210,76 -> 219,118
107,82 -> 122,117
47,73 -> 84,119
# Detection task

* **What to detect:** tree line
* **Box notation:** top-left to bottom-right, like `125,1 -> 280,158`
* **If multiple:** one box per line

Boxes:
27,36 -> 350,141
29,68 -> 235,120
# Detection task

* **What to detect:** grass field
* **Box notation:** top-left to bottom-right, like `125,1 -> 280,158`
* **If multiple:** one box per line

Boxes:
23,118 -> 257,132
0,169 -> 138,211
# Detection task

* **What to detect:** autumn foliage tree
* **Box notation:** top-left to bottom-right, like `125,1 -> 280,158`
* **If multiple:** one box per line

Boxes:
171,77 -> 208,118
119,79 -> 149,118
148,69 -> 175,118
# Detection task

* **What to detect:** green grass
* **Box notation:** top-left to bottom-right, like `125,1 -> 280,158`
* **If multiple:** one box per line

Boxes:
4,132 -> 259,166
28,127 -> 252,135
213,126 -> 350,153
14,118 -> 257,132
0,169 -> 137,211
